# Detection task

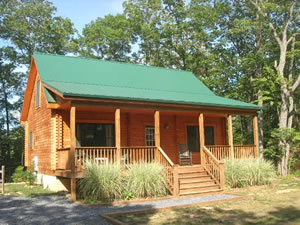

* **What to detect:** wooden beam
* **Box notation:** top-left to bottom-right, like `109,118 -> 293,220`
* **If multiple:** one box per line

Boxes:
70,99 -> 258,116
70,106 -> 76,200
227,115 -> 234,159
253,115 -> 259,158
199,113 -> 205,165
155,111 -> 160,162
1,165 -> 5,194
155,111 -> 160,147
70,178 -> 76,201
115,109 -> 121,162
173,165 -> 179,196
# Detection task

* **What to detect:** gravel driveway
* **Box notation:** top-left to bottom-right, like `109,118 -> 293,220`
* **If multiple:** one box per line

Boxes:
0,193 -> 239,225
0,195 -> 111,225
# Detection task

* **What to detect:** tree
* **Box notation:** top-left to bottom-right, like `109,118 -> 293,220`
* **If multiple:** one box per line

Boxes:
251,0 -> 299,175
0,0 -> 76,65
123,0 -> 163,65
80,14 -> 132,61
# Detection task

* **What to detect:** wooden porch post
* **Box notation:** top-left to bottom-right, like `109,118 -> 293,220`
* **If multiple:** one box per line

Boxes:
115,109 -> 121,162
70,106 -> 76,201
154,111 -> 160,162
199,113 -> 205,165
227,115 -> 234,159
253,115 -> 259,158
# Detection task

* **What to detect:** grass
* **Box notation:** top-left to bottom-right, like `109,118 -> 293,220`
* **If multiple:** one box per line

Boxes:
0,183 -> 58,197
112,176 -> 300,225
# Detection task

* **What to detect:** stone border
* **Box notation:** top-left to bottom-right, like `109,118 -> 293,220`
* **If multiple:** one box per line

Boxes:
100,194 -> 246,225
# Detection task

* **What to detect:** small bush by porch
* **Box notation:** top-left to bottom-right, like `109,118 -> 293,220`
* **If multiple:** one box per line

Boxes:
78,162 -> 168,202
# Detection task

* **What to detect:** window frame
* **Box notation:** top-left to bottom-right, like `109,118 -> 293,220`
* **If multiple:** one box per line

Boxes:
145,125 -> 155,146
35,80 -> 41,108
29,132 -> 33,150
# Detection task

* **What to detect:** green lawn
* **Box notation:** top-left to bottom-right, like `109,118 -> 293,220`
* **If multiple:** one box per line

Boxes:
0,183 -> 58,197
113,176 -> 300,225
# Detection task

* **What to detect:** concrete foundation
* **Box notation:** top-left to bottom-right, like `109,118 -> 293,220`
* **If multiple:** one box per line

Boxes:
36,173 -> 70,192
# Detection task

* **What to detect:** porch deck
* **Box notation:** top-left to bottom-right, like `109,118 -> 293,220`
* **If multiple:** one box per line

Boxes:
55,144 -> 256,197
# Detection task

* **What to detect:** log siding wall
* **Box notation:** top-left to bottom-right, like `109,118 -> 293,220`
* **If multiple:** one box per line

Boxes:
25,73 -> 54,175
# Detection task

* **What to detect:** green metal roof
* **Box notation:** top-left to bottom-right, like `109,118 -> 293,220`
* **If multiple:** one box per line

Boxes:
34,52 -> 261,110
43,87 -> 56,103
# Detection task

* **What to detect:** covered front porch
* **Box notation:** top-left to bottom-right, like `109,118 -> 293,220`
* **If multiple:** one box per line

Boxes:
53,103 -> 259,200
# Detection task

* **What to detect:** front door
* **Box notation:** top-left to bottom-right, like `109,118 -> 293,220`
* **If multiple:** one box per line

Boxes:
186,126 -> 215,163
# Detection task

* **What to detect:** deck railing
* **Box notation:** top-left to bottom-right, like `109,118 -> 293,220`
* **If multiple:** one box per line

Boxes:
121,146 -> 156,164
207,145 -> 257,160
61,146 -> 175,195
234,145 -> 256,158
206,145 -> 230,160
203,146 -> 225,189
56,148 -> 71,170
75,147 -> 117,168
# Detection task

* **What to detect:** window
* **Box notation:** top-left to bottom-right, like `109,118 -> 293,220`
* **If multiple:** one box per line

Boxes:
145,126 -> 155,146
36,80 -> 40,108
29,132 -> 33,149
76,123 -> 115,147
186,126 -> 215,152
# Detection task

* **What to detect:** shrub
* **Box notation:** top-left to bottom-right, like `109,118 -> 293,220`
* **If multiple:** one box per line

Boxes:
124,162 -> 167,198
12,166 -> 25,183
225,158 -> 276,188
12,165 -> 36,185
78,162 -> 122,200
78,162 -> 168,201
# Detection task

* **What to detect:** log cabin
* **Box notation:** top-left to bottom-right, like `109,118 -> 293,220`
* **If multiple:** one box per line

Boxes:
21,52 -> 261,200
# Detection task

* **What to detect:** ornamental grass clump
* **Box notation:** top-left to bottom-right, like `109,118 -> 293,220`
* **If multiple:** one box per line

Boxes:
78,161 -> 122,200
124,162 -> 168,198
225,157 -> 276,188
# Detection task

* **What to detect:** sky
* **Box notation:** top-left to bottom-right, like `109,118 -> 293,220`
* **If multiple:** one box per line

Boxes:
51,0 -> 125,33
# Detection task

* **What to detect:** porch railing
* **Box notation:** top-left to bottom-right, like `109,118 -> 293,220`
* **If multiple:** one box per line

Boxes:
203,146 -> 225,189
75,147 -> 117,168
234,145 -> 256,158
206,145 -> 257,160
56,147 -> 71,170
121,146 -> 156,164
206,145 -> 230,160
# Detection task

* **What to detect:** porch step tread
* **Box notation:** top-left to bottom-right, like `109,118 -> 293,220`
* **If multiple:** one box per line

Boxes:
180,180 -> 214,186
180,177 -> 212,183
178,168 -> 206,173
179,189 -> 223,196
180,183 -> 219,190
179,174 -> 210,179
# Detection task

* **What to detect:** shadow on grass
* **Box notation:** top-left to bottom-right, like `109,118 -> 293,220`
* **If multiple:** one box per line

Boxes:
114,205 -> 300,225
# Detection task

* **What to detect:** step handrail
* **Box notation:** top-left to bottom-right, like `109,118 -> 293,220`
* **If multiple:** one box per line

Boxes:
158,147 -> 174,166
203,146 -> 220,165
203,146 -> 225,190
156,147 -> 176,195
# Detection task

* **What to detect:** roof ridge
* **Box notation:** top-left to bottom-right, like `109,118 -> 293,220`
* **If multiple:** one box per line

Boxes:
34,52 -> 193,75
43,80 -> 215,96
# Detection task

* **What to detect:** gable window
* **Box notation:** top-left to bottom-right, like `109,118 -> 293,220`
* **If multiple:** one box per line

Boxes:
186,126 -> 215,152
145,126 -> 155,146
29,132 -> 33,149
36,80 -> 41,108
77,123 -> 115,147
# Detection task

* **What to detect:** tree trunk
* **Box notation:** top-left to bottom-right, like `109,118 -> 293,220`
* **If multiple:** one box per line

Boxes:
255,8 -> 264,157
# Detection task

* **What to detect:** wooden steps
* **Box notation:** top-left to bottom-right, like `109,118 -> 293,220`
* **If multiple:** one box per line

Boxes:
178,165 -> 222,196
